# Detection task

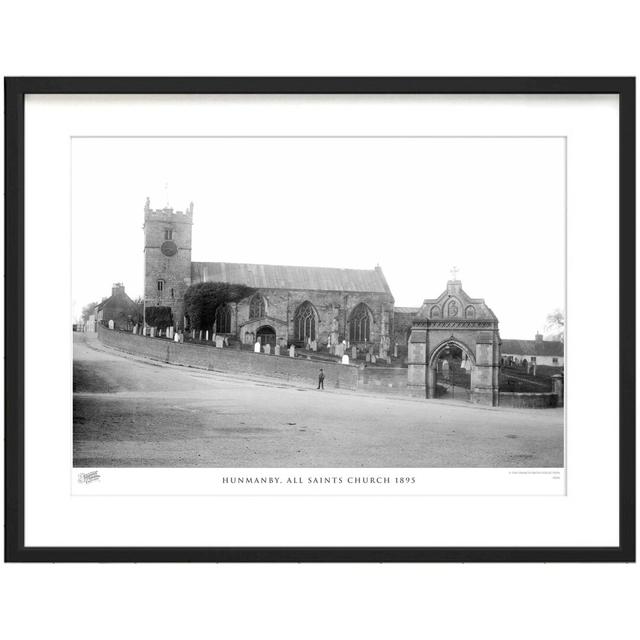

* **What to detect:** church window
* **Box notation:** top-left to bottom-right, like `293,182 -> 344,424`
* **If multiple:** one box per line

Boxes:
157,280 -> 164,292
294,302 -> 316,342
349,303 -> 371,342
164,229 -> 173,240
215,304 -> 232,334
249,294 -> 266,319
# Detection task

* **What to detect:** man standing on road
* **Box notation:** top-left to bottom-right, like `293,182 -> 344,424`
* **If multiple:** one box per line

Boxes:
317,368 -> 325,390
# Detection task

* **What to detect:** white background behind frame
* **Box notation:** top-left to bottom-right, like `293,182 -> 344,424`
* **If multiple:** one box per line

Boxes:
24,93 -> 617,548
2,3 -> 638,638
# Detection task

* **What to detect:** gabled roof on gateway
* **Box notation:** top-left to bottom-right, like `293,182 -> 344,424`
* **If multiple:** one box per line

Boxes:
415,279 -> 497,321
191,261 -> 394,297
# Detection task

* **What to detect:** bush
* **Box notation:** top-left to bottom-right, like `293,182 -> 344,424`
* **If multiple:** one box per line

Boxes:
183,282 -> 255,331
145,306 -> 173,330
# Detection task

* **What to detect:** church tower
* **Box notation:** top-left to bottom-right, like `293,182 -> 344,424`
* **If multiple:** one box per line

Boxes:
143,197 -> 193,328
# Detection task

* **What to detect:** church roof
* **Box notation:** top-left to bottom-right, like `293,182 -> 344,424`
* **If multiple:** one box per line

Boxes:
394,307 -> 420,315
501,339 -> 564,357
191,261 -> 393,297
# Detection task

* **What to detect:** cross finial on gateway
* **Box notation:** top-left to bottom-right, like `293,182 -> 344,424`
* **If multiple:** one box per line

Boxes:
450,266 -> 460,281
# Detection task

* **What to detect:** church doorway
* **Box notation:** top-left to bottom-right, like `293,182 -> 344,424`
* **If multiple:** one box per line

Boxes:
431,341 -> 472,401
256,325 -> 277,347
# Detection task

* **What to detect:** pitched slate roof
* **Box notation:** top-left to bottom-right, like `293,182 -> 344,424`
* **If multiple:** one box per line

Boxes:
394,307 -> 420,315
501,339 -> 564,357
191,261 -> 393,297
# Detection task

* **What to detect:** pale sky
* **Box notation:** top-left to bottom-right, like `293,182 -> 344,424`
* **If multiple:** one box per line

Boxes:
72,136 -> 565,338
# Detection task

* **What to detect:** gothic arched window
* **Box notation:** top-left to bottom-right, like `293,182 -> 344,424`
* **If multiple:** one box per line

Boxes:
294,302 -> 316,342
465,305 -> 475,319
349,303 -> 372,342
249,294 -> 266,319
215,304 -> 232,334
431,306 -> 441,319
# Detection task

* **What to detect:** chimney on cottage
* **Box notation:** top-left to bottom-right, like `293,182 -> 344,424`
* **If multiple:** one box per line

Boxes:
112,282 -> 125,297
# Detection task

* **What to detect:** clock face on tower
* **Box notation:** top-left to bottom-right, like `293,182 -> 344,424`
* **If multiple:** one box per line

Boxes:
161,240 -> 178,257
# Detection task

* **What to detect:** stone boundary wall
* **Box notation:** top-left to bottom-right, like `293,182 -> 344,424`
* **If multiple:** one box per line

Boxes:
357,367 -> 409,396
499,392 -> 559,409
98,326 -> 359,390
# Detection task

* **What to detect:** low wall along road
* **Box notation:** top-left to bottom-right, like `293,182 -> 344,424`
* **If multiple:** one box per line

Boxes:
97,326 -> 561,406
98,325 -> 359,391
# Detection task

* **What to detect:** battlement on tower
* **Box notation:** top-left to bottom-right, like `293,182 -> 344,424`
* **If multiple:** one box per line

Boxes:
144,197 -> 194,223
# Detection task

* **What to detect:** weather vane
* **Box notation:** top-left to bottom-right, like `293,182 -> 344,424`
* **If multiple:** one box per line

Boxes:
450,266 -> 460,280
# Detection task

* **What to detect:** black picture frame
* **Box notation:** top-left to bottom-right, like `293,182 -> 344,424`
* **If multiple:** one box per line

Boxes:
4,77 -> 635,563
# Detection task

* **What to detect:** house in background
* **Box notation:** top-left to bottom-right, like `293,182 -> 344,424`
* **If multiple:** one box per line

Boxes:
95,283 -> 141,331
501,333 -> 564,368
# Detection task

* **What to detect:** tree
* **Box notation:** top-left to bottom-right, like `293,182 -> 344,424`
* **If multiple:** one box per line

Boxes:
145,306 -> 173,330
183,282 -> 255,331
81,301 -> 99,322
545,309 -> 565,342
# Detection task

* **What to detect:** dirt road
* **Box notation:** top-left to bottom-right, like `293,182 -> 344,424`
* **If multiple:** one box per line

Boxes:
73,334 -> 564,467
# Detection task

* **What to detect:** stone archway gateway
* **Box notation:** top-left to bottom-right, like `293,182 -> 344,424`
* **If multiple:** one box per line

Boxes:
407,277 -> 501,406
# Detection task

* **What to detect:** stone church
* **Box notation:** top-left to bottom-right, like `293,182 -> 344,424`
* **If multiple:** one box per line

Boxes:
143,199 -> 395,351
142,198 -> 512,404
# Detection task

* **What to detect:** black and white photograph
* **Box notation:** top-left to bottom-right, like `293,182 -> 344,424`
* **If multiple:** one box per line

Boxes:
6,78 -> 632,563
2,3 -> 639,639
72,134 -> 565,472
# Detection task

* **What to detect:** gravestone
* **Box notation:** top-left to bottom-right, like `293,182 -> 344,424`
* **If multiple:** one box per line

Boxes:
274,345 -> 280,356
205,330 -> 209,341
192,330 -> 195,339
133,324 -> 137,335
352,346 -> 358,361
311,340 -> 317,352
215,336 -> 224,348
365,353 -> 371,363
264,344 -> 271,355
254,341 -> 261,353
174,331 -> 180,343
341,354 -> 349,365
371,355 -> 376,364
394,343 -> 398,358
108,319 -> 114,330
289,345 -> 295,358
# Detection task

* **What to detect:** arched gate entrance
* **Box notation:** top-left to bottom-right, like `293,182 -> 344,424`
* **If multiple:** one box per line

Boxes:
407,278 -> 501,406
